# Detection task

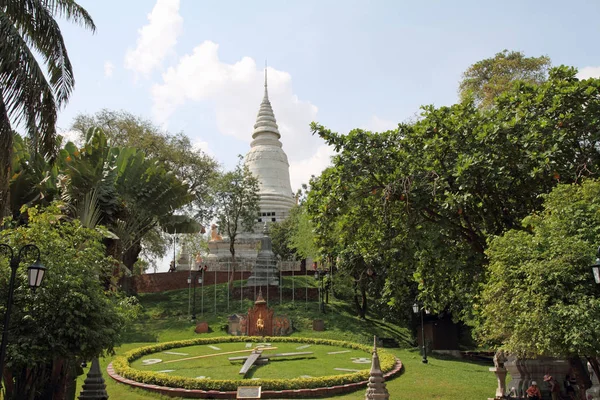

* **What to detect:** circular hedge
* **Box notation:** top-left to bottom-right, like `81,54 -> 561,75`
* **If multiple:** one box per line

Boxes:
111,336 -> 396,391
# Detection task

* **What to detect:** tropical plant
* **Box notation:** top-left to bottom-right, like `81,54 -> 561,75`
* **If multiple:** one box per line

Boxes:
8,128 -> 196,274
0,0 -> 95,215
0,204 -> 136,399
72,110 -> 219,223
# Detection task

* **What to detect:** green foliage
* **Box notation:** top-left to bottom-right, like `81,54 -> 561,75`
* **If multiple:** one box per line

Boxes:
308,66 -> 600,323
270,206 -> 317,261
72,110 -> 219,224
476,180 -> 600,357
214,157 -> 260,260
9,128 -> 195,272
0,0 -> 95,215
0,204 -> 135,398
289,206 -> 318,260
459,50 -> 551,108
270,206 -> 301,260
112,336 -> 396,391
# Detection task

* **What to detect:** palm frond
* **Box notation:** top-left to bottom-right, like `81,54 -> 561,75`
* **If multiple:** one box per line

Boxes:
41,0 -> 96,31
0,12 -> 58,157
3,0 -> 76,107
75,188 -> 102,228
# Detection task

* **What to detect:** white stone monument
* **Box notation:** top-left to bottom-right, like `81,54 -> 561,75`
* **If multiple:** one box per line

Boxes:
244,67 -> 296,236
207,67 -> 296,264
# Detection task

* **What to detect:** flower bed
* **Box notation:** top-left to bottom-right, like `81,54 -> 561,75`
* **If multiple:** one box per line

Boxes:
111,336 -> 398,393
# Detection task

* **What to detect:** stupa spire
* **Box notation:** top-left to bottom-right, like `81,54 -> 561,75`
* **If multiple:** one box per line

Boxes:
253,63 -> 280,141
264,60 -> 268,98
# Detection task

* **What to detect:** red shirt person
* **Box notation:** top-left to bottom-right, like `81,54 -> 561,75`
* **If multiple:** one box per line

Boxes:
526,381 -> 542,400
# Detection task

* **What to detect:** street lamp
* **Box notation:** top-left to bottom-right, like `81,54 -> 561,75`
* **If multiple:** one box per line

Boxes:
0,244 -> 47,387
591,246 -> 600,284
412,302 -> 428,364
190,270 -> 203,321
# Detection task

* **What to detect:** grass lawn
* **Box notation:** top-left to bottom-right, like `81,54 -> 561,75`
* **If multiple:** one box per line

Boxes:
75,282 -> 496,399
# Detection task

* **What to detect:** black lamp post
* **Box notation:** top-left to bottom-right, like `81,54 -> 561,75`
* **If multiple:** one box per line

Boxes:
189,270 -> 203,321
591,246 -> 600,284
412,302 -> 428,364
314,269 -> 327,313
0,244 -> 47,388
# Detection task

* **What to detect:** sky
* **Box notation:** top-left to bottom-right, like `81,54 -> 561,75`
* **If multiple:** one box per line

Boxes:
54,0 -> 600,270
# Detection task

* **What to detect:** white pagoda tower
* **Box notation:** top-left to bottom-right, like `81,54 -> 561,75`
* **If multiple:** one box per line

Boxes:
244,69 -> 296,230
206,69 -> 296,263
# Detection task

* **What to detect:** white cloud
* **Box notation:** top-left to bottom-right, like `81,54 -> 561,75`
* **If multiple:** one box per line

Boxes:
288,144 -> 336,191
124,0 -> 183,78
192,139 -> 212,157
151,40 -> 320,163
104,61 -> 114,78
577,66 -> 600,80
361,115 -> 398,132
58,129 -> 83,147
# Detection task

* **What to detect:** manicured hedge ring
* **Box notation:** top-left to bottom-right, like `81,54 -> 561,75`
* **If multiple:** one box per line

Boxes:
108,336 -> 403,398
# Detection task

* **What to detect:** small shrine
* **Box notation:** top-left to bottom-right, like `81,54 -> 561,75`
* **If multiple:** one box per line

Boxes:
228,290 -> 292,336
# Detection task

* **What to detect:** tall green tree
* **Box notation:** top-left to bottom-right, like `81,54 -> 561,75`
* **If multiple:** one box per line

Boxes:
72,109 -> 219,224
0,0 -> 95,216
309,66 -> 600,322
459,50 -> 551,108
214,157 -> 260,262
477,180 -> 600,388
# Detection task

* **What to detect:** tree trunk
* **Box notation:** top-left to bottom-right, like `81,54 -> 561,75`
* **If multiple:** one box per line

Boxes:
229,236 -> 236,292
568,357 -> 591,399
360,285 -> 367,319
122,241 -> 142,273
0,98 -> 13,218
352,279 -> 362,316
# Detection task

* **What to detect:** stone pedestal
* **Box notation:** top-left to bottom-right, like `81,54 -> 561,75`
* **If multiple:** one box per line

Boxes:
489,367 -> 507,398
587,362 -> 600,400
505,356 -> 570,398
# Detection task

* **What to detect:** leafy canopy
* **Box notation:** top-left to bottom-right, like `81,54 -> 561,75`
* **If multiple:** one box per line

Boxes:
308,66 -> 600,321
477,180 -> 600,358
459,50 -> 551,108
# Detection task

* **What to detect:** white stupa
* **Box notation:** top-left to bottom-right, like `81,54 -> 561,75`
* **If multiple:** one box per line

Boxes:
207,68 -> 297,263
245,68 -> 296,231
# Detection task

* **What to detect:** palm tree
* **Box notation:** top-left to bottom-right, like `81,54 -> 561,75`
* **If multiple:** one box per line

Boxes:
0,0 -> 95,216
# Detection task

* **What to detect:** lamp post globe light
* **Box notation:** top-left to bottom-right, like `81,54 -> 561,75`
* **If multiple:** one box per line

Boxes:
0,244 -> 47,389
591,246 -> 600,284
413,302 -> 428,364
